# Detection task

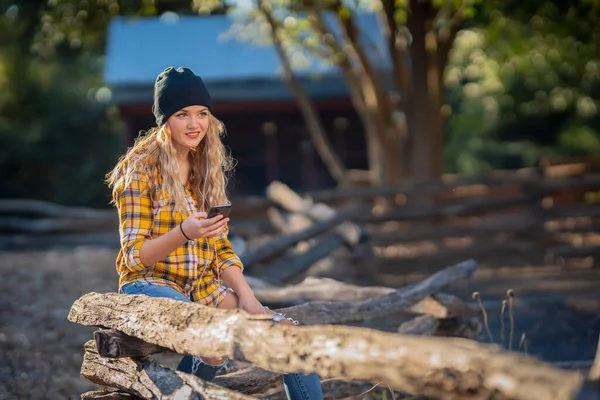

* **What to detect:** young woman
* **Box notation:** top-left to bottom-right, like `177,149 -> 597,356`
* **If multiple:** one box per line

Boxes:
106,66 -> 323,399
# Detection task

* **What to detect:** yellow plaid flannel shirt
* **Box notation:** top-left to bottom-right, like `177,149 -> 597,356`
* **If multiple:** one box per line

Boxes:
113,163 -> 243,307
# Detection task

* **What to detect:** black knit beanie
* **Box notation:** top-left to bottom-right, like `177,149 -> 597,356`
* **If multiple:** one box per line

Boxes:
152,66 -> 213,126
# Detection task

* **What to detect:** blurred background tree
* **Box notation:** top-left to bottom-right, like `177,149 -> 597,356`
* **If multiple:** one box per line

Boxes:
0,0 -> 598,206
445,0 -> 600,174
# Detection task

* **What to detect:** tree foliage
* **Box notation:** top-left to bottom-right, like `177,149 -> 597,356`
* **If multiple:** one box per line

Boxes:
445,0 -> 600,173
1,0 -> 599,206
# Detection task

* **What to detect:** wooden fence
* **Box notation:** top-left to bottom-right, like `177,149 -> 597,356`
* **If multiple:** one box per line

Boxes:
2,156 -> 600,288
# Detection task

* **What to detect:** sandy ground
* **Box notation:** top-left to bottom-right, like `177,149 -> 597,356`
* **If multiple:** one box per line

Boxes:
0,248 -> 119,400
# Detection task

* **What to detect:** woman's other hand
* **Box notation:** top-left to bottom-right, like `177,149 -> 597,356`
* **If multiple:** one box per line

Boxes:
238,293 -> 268,315
181,212 -> 228,239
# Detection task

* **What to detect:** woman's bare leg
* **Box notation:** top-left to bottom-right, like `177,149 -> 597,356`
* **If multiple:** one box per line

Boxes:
200,291 -> 240,365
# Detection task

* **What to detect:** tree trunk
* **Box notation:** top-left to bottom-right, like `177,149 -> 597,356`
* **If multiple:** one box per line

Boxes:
260,3 -> 349,186
408,0 -> 445,184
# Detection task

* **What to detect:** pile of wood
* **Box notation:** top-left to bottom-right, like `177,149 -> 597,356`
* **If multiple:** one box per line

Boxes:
69,259 -> 600,400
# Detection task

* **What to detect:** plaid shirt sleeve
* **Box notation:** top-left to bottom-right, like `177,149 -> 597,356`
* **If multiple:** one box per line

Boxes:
114,168 -> 153,272
215,226 -> 244,275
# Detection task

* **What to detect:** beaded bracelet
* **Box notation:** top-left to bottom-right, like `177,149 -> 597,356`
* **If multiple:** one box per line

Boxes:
271,312 -> 300,326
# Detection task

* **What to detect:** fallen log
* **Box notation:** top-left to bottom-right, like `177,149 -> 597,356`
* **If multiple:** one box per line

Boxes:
250,276 -> 475,319
266,206 -> 313,234
251,275 -> 395,303
70,299 -> 586,400
278,259 -> 478,325
240,202 -> 363,267
92,291 -> 478,358
253,233 -> 346,283
267,181 -> 363,246
81,340 -> 256,400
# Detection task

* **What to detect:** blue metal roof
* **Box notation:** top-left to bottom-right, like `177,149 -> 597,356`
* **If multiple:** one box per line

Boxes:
104,13 -> 392,103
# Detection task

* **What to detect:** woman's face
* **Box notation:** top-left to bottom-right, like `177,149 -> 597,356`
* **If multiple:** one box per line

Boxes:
166,105 -> 210,153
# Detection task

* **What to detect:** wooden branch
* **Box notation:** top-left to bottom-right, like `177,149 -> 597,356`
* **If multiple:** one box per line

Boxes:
251,275 -> 395,303
240,202 -> 362,267
94,329 -> 168,358
251,276 -> 475,319
81,340 -> 256,399
278,259 -> 478,325
72,303 -> 585,400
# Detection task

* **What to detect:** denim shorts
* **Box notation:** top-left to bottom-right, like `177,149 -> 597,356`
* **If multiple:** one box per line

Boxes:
120,281 -> 192,303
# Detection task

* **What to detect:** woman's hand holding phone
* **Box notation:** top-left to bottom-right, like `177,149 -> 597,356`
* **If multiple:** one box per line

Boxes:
181,212 -> 229,239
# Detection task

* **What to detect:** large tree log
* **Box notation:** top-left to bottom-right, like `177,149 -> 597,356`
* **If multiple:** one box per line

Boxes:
69,289 -> 587,400
278,259 -> 478,325
92,288 -> 478,359
81,340 -> 256,400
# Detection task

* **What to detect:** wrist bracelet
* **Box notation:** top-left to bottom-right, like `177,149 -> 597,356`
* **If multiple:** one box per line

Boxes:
179,223 -> 192,241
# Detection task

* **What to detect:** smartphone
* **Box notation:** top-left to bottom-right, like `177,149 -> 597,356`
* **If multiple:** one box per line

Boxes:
207,203 -> 232,219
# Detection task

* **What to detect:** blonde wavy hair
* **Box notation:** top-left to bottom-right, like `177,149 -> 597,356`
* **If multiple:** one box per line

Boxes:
106,113 -> 234,213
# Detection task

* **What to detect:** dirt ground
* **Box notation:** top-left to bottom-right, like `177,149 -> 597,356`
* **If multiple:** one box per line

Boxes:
2,245 -> 600,400
0,248 -> 119,400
